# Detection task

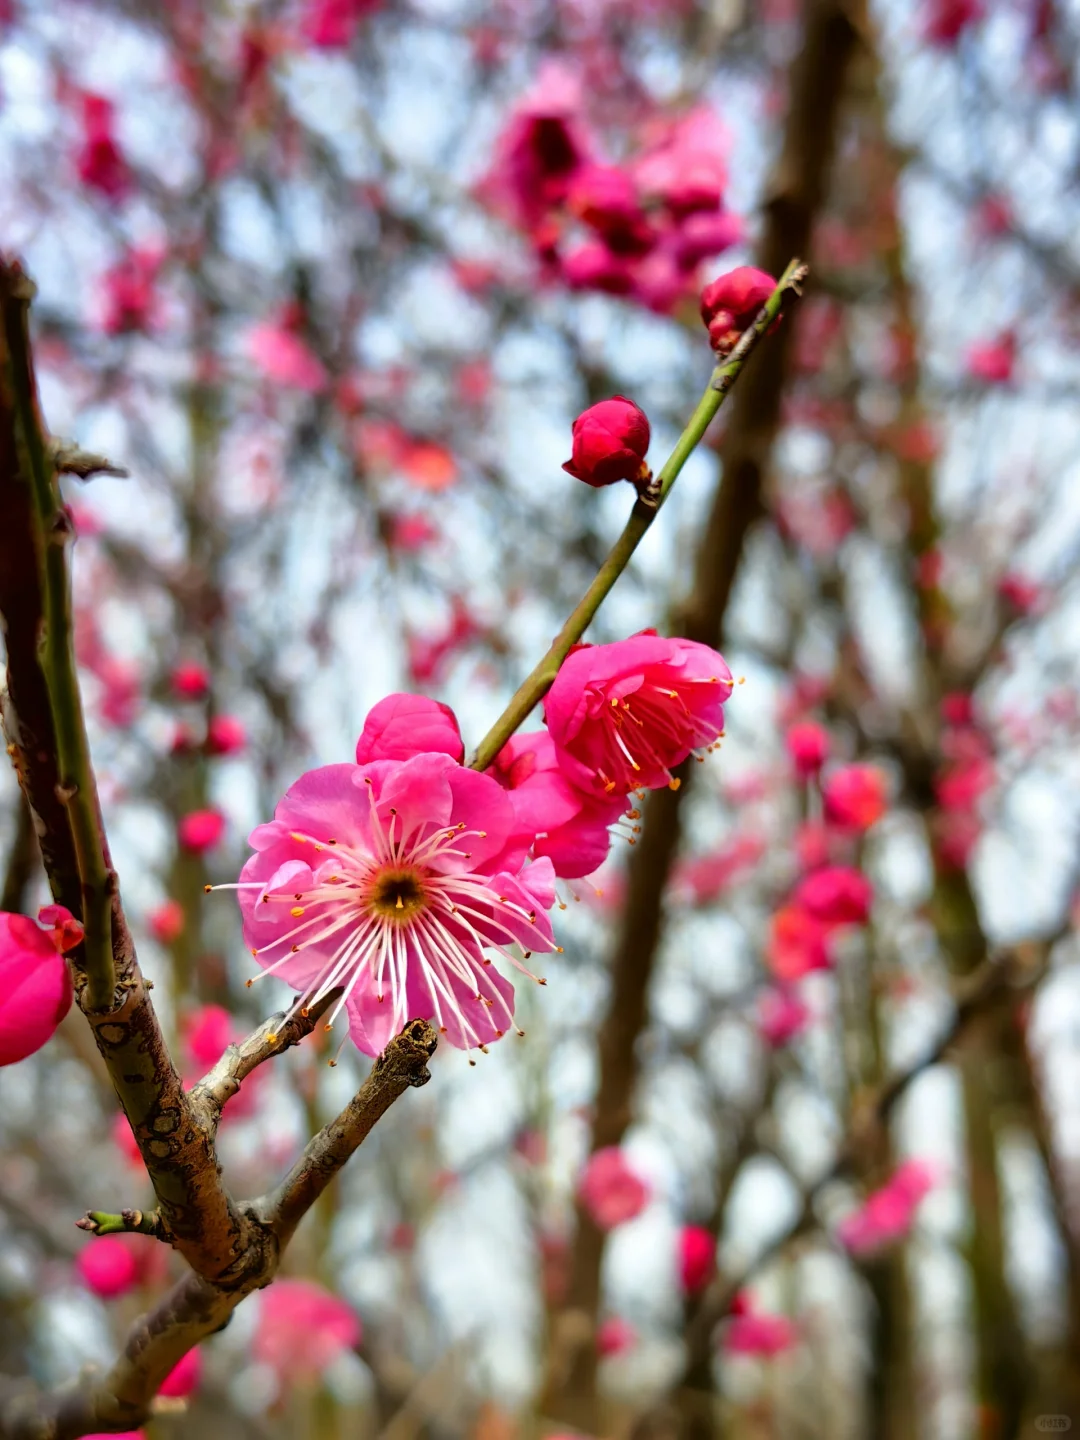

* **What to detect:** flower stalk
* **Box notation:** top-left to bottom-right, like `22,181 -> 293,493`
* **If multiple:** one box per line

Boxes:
468,257 -> 808,773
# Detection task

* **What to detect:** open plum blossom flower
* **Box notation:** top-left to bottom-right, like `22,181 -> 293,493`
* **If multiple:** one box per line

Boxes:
544,632 -> 733,798
837,1160 -> 936,1256
489,730 -> 630,880
578,1147 -> 650,1229
227,748 -> 557,1057
562,397 -> 651,490
254,1279 -> 360,1385
0,907 -> 80,1066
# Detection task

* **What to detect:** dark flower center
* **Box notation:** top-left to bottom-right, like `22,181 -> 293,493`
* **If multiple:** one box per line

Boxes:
369,868 -> 427,920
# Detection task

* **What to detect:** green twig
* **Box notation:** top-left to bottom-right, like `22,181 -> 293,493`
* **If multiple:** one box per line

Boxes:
468,258 -> 808,774
76,1208 -> 170,1242
0,264 -> 115,1008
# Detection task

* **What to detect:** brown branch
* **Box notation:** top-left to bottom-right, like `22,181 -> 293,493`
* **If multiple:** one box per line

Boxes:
50,440 -> 129,480
188,987 -> 343,1135
0,1022 -> 436,1440
260,1017 -> 437,1246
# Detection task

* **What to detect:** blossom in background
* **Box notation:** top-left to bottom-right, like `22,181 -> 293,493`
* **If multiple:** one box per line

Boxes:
671,833 -> 765,906
966,330 -> 1016,385
171,661 -> 211,700
922,0 -> 983,46
207,714 -> 247,756
75,93 -> 129,200
578,1147 -> 650,1229
149,899 -> 185,944
228,741 -> 557,1055
178,809 -> 226,854
793,866 -> 873,929
723,1292 -> 798,1358
757,987 -> 811,1047
0,907 -> 80,1067
476,61 -> 593,233
158,1347 -> 202,1398
544,632 -> 733,797
822,763 -> 889,832
75,1237 -> 140,1299
699,266 -> 777,354
766,905 -> 830,982
678,1224 -> 715,1294
998,572 -> 1044,614
299,0 -> 383,47
597,1316 -> 637,1356
183,1005 -> 235,1072
253,1279 -> 360,1385
99,246 -> 162,335
406,598 -> 483,685
837,1160 -> 937,1255
562,397 -> 651,490
785,720 -> 829,777
245,318 -> 328,393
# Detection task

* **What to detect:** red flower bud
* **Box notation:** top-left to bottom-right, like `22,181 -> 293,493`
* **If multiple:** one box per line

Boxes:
562,396 -> 651,490
699,266 -> 777,354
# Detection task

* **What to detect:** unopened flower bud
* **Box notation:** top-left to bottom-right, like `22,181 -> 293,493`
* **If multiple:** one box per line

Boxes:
699,266 -> 777,354
562,396 -> 651,490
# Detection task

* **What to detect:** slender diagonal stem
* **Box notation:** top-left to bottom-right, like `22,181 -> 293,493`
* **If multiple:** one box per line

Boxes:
467,259 -> 808,774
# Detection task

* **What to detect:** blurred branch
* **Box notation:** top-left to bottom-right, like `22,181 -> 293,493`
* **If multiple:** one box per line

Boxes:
682,937 -> 1057,1361
0,790 -> 37,913
50,439 -> 128,480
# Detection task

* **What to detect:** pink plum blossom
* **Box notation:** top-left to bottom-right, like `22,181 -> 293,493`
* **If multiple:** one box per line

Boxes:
757,987 -> 811,1047
922,0 -> 982,46
966,331 -> 1016,385
183,1005 -> 235,1072
149,899 -> 185,944
562,397 -> 651,490
671,834 -> 765,906
354,693 -> 464,766
253,1279 -> 361,1383
158,1347 -> 202,1398
76,1237 -> 140,1299
178,809 -> 226,854
207,714 -> 248,756
793,866 -> 873,929
634,106 -> 729,217
822,764 -> 889,832
98,246 -> 162,335
785,720 -> 829,777
597,1316 -> 637,1355
171,661 -> 211,700
226,750 -> 557,1055
477,62 -> 593,232
766,906 -> 830,982
490,731 -> 628,880
0,908 -> 79,1067
678,1224 -> 715,1294
300,0 -> 382,48
246,321 -> 328,393
544,632 -> 733,798
723,1293 -> 798,1357
76,93 -> 129,200
82,1433 -> 145,1440
578,1147 -> 650,1229
837,1160 -> 937,1256
700,267 -> 777,354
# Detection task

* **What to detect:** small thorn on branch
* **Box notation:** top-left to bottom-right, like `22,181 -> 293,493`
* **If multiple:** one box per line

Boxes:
50,439 -> 129,480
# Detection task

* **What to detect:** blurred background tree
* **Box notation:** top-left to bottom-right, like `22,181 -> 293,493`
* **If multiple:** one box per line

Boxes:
2,0 -> 1080,1437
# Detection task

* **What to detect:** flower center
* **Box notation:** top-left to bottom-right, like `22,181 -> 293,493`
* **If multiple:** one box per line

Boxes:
368,867 -> 427,921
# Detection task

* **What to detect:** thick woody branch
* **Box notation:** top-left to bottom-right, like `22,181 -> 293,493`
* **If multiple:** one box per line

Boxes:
0,1023 -> 436,1440
259,1018 -> 438,1246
